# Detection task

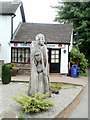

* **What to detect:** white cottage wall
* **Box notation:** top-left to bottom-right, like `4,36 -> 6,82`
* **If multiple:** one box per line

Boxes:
0,15 -> 11,63
0,4 -> 23,63
60,45 -> 69,74
13,4 -> 22,34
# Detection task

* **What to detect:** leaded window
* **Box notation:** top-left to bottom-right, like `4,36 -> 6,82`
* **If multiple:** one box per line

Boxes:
11,48 -> 30,63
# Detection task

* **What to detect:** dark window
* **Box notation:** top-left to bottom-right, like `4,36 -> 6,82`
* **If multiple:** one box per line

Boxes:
11,48 -> 30,63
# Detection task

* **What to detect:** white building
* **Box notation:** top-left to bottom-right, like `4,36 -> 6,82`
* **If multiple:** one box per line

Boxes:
0,1 -> 73,74
0,1 -> 25,63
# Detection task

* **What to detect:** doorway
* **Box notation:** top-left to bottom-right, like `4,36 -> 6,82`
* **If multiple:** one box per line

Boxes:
49,49 -> 61,73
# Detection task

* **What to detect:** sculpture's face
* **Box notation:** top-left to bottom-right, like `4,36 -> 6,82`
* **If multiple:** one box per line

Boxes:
34,52 -> 42,62
35,33 -> 45,46
38,37 -> 45,46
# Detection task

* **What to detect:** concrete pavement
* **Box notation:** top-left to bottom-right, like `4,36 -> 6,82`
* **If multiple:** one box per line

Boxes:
10,74 -> 88,87
11,74 -> 88,118
69,84 -> 88,118
0,75 -> 88,118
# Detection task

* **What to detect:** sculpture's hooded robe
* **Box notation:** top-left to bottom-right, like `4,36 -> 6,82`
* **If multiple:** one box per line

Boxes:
28,34 -> 50,96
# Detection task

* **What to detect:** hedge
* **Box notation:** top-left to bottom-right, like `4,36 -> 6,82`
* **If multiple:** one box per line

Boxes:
2,64 -> 11,84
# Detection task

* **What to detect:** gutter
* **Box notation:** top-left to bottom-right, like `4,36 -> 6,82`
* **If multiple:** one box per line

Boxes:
0,13 -> 16,16
11,14 -> 16,39
20,4 -> 26,22
10,41 -> 70,45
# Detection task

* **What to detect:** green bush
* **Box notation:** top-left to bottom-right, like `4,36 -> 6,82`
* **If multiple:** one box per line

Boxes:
7,63 -> 17,76
8,63 -> 17,70
17,112 -> 25,120
70,47 -> 88,76
2,64 -> 11,84
12,93 -> 54,113
50,84 -> 62,90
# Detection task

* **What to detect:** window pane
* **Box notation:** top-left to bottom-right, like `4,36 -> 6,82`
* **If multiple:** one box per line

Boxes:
26,53 -> 28,57
18,52 -> 21,57
12,58 -> 15,62
56,50 -> 59,54
22,58 -> 24,62
12,49 -> 14,52
12,53 -> 14,57
51,55 -> 55,58
14,58 -> 17,62
15,53 -> 17,57
18,58 -> 21,62
14,49 -> 17,52
55,59 -> 59,63
26,49 -> 29,52
26,58 -> 28,62
51,58 -> 56,63
51,50 -> 55,54
56,55 -> 59,58
22,50 -> 24,54
18,49 -> 21,52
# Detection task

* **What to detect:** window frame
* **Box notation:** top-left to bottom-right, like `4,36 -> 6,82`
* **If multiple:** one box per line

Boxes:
51,50 -> 60,63
11,47 -> 30,64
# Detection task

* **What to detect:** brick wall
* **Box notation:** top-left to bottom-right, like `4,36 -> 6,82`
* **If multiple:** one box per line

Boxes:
15,63 -> 30,75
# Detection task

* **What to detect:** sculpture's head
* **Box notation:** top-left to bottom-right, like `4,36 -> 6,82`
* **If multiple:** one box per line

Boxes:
35,33 -> 45,46
34,51 -> 42,62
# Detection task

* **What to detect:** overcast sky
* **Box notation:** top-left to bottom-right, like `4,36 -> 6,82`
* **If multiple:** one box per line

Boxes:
0,0 -> 60,24
22,0 -> 59,23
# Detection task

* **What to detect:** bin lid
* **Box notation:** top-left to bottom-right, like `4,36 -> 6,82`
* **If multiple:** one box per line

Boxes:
72,65 -> 78,68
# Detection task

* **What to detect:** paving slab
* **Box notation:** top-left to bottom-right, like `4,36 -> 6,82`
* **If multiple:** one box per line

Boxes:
5,75 -> 88,87
49,75 -> 88,87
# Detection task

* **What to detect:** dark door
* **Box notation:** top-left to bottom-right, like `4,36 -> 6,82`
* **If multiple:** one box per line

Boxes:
49,49 -> 61,73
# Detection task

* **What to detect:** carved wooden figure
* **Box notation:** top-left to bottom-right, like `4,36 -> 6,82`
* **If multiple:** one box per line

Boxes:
28,34 -> 50,96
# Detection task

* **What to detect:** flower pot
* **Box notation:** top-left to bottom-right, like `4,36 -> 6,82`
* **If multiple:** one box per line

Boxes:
11,69 -> 17,76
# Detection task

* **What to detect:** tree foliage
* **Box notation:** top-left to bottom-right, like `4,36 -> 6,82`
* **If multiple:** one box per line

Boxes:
54,2 -> 90,63
70,46 -> 88,75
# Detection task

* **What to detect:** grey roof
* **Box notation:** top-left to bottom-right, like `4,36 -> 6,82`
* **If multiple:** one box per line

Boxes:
0,1 -> 21,15
13,23 -> 73,43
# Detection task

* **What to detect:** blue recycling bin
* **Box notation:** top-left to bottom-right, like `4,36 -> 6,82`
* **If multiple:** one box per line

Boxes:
71,65 -> 80,78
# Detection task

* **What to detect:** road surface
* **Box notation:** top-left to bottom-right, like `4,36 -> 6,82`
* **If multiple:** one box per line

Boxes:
68,85 -> 88,118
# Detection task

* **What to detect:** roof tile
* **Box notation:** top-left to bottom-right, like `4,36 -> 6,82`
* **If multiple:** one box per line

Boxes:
0,1 -> 21,14
13,23 -> 73,43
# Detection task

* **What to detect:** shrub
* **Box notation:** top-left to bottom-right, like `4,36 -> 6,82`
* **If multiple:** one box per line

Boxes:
8,63 -> 16,70
50,84 -> 62,90
2,64 -> 11,84
70,46 -> 88,76
8,63 -> 17,76
16,112 -> 25,120
12,92 -> 54,113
